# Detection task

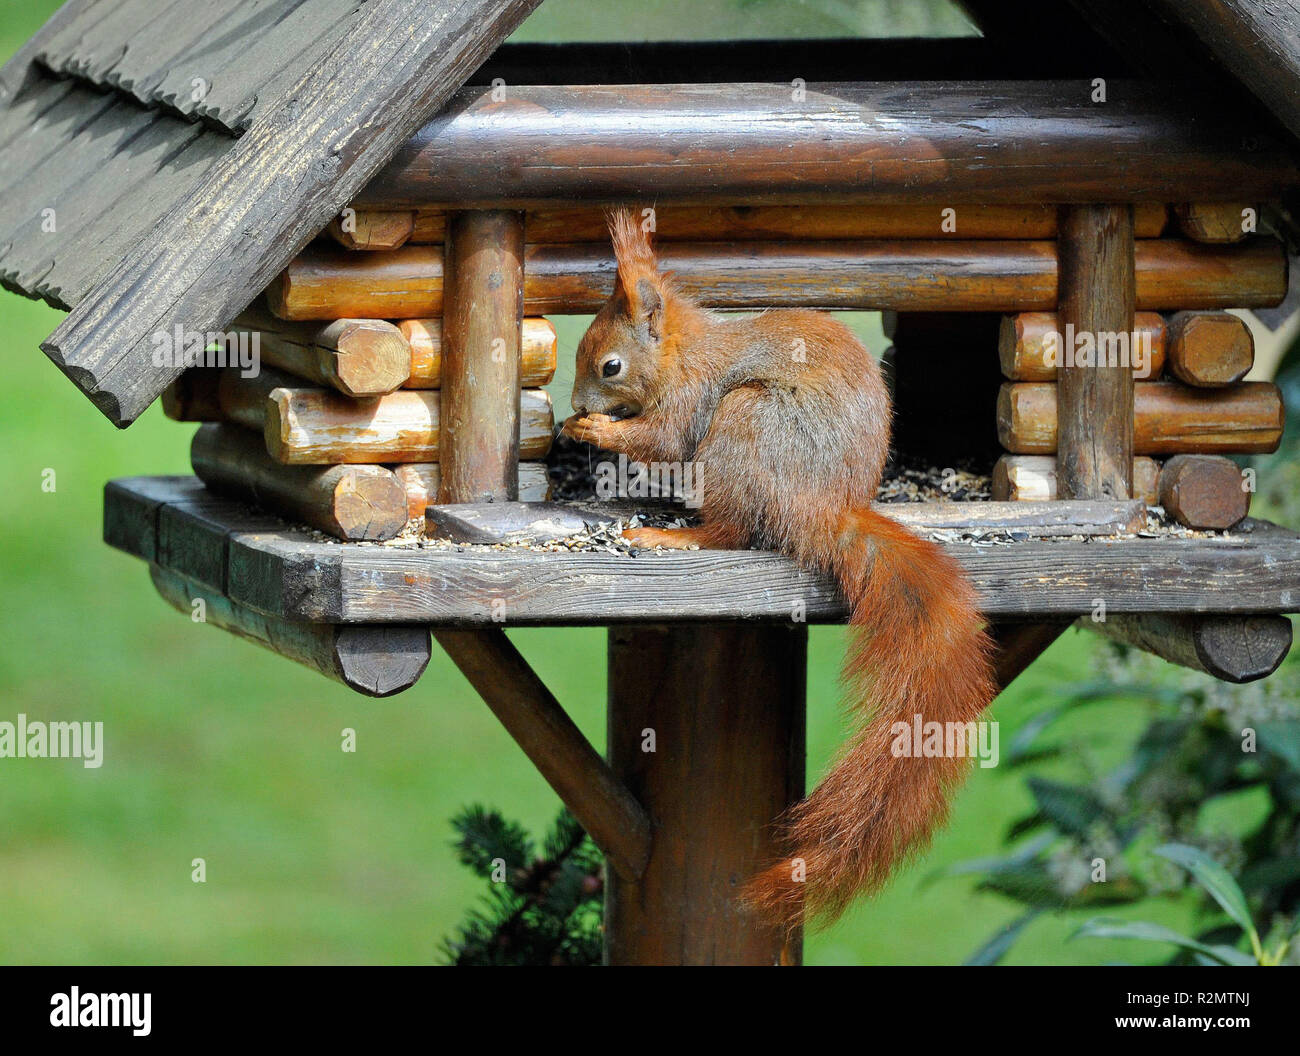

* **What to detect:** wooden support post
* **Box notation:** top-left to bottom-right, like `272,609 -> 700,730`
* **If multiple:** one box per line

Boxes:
438,210 -> 525,502
434,627 -> 652,880
605,624 -> 807,966
425,213 -> 646,886
1057,204 -> 1137,499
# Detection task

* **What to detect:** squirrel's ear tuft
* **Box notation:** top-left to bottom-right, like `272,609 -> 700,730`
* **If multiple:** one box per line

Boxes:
608,207 -> 659,279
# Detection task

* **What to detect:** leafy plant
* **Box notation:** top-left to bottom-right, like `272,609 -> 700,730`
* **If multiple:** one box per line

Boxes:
440,805 -> 604,966
1075,844 -> 1299,965
945,637 -> 1300,965
949,326 -> 1300,966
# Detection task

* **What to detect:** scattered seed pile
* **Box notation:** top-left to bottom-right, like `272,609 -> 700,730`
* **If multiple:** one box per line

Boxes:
278,439 -> 1237,553
548,433 -> 992,504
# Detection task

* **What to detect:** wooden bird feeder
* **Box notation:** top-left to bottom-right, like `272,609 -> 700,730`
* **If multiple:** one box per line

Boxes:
5,0 -> 1300,965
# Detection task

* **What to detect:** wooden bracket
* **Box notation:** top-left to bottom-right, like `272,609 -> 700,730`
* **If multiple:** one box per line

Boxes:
435,628 -> 652,881
989,619 -> 1074,695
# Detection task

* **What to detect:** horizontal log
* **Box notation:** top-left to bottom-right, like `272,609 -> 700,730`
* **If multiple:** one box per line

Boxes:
1164,311 -> 1255,387
997,381 -> 1283,455
399,317 -> 556,388
106,476 -> 1300,623
191,423 -> 409,541
166,368 -> 555,464
237,309 -> 411,397
992,455 -> 1161,504
872,499 -> 1147,536
999,311 -> 1165,381
1088,613 -> 1291,683
422,498 -> 1147,544
393,462 -> 551,521
267,239 -> 1289,320
358,82 -> 1300,207
163,368 -> 271,430
151,565 -> 431,696
1174,203 -> 1252,243
263,384 -> 553,465
403,203 -> 1170,244
1158,454 -> 1251,530
163,368 -> 288,431
328,208 -> 416,251
162,370 -> 224,422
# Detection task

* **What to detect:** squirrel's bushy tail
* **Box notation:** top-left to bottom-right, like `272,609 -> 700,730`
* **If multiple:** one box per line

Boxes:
743,507 -> 997,931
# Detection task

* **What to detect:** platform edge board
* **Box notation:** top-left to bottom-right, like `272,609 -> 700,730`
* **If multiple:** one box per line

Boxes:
103,475 -> 209,563
324,532 -> 1300,623
103,478 -> 1300,624
225,535 -> 346,624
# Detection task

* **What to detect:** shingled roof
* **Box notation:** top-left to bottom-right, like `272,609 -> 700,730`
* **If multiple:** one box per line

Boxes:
3,0 -> 1300,427
0,0 -> 540,426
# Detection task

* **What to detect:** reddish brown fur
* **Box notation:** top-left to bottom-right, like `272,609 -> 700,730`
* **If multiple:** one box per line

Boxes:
565,210 -> 996,930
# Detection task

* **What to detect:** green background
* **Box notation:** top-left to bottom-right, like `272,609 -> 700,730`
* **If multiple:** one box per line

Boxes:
0,0 -> 1200,964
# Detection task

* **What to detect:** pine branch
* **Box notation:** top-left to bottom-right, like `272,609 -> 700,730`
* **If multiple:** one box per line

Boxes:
441,805 -> 605,966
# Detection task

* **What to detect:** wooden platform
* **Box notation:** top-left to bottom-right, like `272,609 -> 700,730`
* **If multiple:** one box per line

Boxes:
106,476 -> 1300,625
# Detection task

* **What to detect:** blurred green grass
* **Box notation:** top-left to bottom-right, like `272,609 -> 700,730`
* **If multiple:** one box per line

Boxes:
0,0 -> 1201,965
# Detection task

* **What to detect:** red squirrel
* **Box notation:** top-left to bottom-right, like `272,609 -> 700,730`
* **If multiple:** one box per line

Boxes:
562,210 -> 997,930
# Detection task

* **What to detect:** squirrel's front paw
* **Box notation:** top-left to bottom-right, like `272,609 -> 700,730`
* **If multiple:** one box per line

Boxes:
562,412 -> 617,447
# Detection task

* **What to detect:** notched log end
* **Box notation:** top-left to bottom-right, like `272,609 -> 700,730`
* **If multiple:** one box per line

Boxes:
332,624 -> 432,697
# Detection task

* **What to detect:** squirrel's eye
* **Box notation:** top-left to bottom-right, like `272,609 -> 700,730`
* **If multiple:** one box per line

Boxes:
602,358 -> 623,378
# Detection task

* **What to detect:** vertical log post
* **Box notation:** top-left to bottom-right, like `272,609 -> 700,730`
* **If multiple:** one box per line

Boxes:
1057,205 -> 1137,499
437,210 -> 525,502
605,623 -> 807,966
